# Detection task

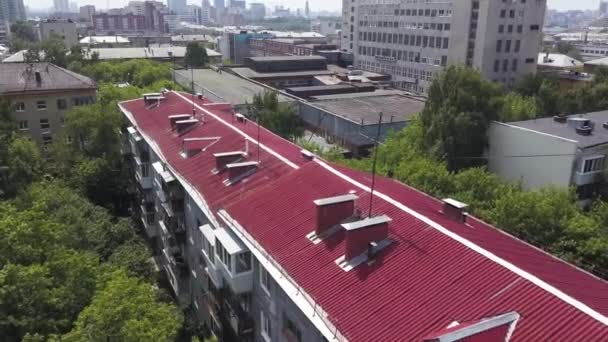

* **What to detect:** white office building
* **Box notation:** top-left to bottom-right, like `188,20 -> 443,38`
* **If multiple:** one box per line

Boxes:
342,0 -> 546,93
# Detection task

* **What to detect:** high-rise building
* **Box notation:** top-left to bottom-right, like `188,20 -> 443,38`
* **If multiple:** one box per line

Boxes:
0,0 -> 26,23
343,0 -> 547,93
168,0 -> 187,14
214,0 -> 225,21
200,0 -> 211,25
305,0 -> 309,18
249,2 -> 265,21
79,5 -> 95,21
53,0 -> 69,13
601,1 -> 608,17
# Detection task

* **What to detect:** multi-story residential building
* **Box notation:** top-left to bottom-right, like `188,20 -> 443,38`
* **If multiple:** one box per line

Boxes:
93,1 -> 168,35
0,63 -> 96,147
488,112 -> 608,204
249,3 -> 265,21
120,90 -> 608,342
0,19 -> 9,45
38,19 -> 78,48
343,0 -> 546,93
0,0 -> 25,23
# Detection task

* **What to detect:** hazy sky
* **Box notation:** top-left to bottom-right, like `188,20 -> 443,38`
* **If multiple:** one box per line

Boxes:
27,0 -> 600,13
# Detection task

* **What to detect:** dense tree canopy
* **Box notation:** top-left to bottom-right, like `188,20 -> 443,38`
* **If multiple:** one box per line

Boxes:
249,91 -> 303,141
421,65 -> 502,170
185,42 -> 208,67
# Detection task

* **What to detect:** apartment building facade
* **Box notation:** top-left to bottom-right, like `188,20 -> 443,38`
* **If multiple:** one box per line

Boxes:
342,0 -> 546,93
0,63 -> 96,147
120,91 -> 608,342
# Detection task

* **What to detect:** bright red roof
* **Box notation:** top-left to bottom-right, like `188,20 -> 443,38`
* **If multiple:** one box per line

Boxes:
121,91 -> 608,341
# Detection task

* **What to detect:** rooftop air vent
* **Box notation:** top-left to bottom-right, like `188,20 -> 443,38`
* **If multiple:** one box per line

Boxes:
223,161 -> 258,186
143,92 -> 165,106
213,151 -> 247,173
335,215 -> 392,271
576,126 -> 593,136
603,122 -> 608,130
175,118 -> 199,134
181,137 -> 221,158
442,198 -> 468,223
307,194 -> 358,243
235,113 -> 246,123
169,114 -> 192,129
301,149 -> 315,161
553,115 -> 567,123
567,117 -> 593,130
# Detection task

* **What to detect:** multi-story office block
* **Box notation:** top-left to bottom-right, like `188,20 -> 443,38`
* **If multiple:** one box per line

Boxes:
120,90 -> 608,342
343,0 -> 546,93
0,0 -> 25,23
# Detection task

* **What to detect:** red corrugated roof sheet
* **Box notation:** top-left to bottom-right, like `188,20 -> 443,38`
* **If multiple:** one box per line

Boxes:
121,92 -> 608,342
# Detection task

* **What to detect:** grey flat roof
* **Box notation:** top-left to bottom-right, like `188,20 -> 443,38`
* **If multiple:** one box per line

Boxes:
174,69 -> 293,104
0,62 -> 96,93
246,55 -> 327,62
506,111 -> 608,148
310,94 -> 426,125
231,67 -> 334,79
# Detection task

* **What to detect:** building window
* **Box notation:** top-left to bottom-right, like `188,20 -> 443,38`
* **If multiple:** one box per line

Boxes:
283,316 -> 303,342
260,310 -> 272,342
235,251 -> 252,273
40,118 -> 50,130
18,120 -> 28,130
42,135 -> 53,147
36,100 -> 47,110
14,102 -> 25,112
57,98 -> 67,110
260,267 -> 271,296
581,156 -> 606,174
215,241 -> 232,270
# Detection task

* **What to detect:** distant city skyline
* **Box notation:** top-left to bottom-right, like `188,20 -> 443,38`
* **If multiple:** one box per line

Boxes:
26,0 -> 601,13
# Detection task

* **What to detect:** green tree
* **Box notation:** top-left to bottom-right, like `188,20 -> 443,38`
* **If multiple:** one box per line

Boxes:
9,21 -> 36,42
421,65 -> 502,170
250,91 -> 303,141
40,34 -> 68,68
2,137 -> 43,197
109,241 -> 156,282
184,42 -> 208,67
62,271 -> 182,341
498,92 -> 539,122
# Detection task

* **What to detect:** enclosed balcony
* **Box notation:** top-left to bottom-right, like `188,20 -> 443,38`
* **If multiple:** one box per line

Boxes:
152,161 -> 184,203
140,202 -> 157,237
134,151 -> 152,189
162,246 -> 190,303
214,228 -> 253,294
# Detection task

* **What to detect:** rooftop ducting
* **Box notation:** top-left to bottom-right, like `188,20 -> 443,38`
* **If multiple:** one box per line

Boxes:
223,161 -> 258,186
312,194 -> 358,239
143,92 -> 165,106
442,198 -> 468,223
603,122 -> 608,130
301,149 -> 315,161
34,71 -> 42,84
235,113 -> 246,123
213,151 -> 247,173
341,215 -> 391,262
181,137 -> 221,158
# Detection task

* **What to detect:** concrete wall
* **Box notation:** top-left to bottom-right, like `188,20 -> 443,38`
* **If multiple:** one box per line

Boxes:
487,122 -> 577,189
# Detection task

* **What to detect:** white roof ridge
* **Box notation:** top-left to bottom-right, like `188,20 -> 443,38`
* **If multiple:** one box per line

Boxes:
312,158 -> 608,326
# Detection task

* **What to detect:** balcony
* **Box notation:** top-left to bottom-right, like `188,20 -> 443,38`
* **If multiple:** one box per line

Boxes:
574,170 -> 605,186
134,155 -> 152,189
140,202 -> 157,237
214,228 -> 253,294
211,286 -> 255,339
162,247 -> 190,302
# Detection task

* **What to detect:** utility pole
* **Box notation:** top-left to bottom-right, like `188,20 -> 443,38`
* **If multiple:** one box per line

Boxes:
368,112 -> 383,218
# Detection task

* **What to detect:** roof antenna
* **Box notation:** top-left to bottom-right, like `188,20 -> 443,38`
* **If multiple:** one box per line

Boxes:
368,112 -> 383,218
256,115 -> 261,163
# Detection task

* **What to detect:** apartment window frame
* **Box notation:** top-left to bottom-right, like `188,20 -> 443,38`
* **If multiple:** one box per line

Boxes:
260,310 -> 272,342
581,155 -> 606,174
57,98 -> 68,110
36,100 -> 47,111
18,120 -> 28,130
260,267 -> 271,297
40,118 -> 50,130
14,102 -> 25,112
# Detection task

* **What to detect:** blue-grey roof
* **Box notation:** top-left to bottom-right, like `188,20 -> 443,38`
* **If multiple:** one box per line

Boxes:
507,111 -> 608,148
